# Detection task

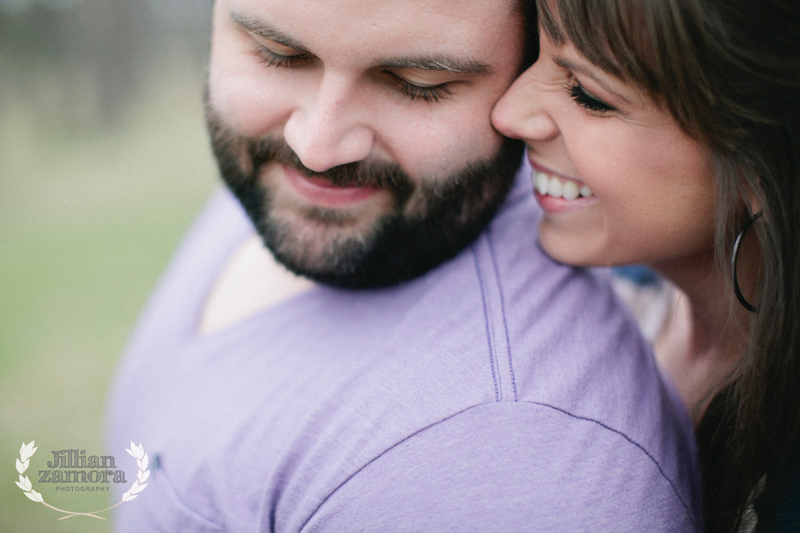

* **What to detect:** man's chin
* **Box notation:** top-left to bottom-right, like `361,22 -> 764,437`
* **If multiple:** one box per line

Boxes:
259,211 -> 382,287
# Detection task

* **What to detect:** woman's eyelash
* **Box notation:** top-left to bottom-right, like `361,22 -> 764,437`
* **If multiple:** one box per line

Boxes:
385,72 -> 452,103
255,46 -> 312,68
567,83 -> 616,113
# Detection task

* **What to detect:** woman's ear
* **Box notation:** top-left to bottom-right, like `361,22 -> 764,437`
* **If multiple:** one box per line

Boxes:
749,195 -> 761,215
744,179 -> 762,215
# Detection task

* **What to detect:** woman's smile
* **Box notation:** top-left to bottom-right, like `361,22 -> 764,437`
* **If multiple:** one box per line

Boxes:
528,159 -> 595,214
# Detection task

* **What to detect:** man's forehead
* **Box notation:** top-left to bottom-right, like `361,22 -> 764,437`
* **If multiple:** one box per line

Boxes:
224,0 -> 521,65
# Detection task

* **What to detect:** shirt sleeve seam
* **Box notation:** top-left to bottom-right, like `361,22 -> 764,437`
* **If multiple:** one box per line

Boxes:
523,400 -> 699,531
300,401 -> 697,531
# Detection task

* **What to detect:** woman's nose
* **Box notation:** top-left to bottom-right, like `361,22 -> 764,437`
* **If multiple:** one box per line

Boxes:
492,68 -> 559,143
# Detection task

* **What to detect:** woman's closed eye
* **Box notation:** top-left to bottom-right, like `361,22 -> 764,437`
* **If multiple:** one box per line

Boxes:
567,82 -> 616,114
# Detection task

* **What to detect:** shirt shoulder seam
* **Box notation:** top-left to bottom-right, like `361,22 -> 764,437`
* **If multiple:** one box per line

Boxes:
471,243 -> 501,402
485,227 -> 519,401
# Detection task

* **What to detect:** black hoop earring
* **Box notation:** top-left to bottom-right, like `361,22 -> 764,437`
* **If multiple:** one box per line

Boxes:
731,212 -> 762,313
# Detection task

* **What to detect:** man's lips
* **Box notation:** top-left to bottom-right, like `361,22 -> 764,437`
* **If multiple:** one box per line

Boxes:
282,165 -> 383,207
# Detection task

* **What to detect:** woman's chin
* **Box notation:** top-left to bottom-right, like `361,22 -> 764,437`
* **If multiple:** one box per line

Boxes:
537,219 -> 611,267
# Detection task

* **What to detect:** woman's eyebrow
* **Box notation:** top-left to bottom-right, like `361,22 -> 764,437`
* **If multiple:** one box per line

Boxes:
230,11 -> 310,53
552,55 -> 631,104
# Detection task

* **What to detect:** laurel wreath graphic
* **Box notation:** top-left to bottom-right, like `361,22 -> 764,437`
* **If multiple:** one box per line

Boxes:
15,440 -> 150,520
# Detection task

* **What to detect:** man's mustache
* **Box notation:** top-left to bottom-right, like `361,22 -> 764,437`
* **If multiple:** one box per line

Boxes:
249,136 -> 413,194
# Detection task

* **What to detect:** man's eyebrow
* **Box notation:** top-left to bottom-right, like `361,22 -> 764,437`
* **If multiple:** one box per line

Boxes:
378,57 -> 492,76
230,11 -> 309,52
229,12 -> 489,76
552,55 -> 631,104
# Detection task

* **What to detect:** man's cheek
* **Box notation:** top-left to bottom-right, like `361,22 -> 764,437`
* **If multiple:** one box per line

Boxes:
209,74 -> 291,139
394,114 -> 502,177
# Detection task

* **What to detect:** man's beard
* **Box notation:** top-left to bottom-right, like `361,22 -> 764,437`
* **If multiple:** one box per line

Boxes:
205,105 -> 523,288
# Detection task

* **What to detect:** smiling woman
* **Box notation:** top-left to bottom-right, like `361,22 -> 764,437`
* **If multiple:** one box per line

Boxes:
493,28 -> 716,271
492,0 -> 800,530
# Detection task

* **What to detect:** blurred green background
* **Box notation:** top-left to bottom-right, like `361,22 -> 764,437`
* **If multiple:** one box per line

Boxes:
1,1 -> 218,530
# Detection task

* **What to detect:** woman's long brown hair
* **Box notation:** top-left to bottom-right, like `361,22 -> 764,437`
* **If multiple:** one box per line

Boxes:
534,0 -> 800,529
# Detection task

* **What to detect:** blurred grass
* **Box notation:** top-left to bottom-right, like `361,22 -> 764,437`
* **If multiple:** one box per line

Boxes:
0,74 -> 217,531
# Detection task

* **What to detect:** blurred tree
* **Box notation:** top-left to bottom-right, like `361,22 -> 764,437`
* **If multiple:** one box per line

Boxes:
0,0 -> 212,128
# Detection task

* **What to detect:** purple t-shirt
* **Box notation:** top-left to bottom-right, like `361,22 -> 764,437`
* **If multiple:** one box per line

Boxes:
107,167 -> 701,531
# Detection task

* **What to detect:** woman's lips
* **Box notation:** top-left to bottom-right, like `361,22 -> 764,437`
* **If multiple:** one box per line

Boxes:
282,165 -> 383,207
534,190 -> 598,214
528,160 -> 597,214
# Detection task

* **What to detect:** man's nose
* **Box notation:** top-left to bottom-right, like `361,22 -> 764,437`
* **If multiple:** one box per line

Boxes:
283,73 -> 375,173
491,71 -> 559,143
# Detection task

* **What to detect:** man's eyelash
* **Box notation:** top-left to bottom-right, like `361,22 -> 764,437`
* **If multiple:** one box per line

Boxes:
255,46 -> 313,68
385,72 -> 452,103
253,46 -> 452,103
567,83 -> 616,114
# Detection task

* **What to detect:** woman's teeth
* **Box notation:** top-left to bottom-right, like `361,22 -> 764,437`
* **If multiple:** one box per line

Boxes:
533,171 -> 593,200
